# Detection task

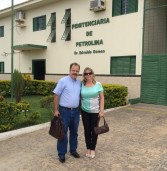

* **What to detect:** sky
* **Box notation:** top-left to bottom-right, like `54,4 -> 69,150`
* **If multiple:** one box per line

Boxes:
0,0 -> 28,10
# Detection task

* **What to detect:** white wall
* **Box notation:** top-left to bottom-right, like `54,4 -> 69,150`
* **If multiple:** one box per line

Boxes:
0,0 -> 144,75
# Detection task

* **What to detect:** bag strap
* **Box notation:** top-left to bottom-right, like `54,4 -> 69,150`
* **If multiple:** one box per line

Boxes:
97,116 -> 107,126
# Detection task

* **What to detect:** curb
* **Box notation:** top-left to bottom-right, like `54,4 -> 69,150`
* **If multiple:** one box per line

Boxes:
0,122 -> 50,142
0,105 -> 129,141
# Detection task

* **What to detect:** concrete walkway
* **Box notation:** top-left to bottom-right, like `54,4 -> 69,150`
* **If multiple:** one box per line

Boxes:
0,103 -> 167,171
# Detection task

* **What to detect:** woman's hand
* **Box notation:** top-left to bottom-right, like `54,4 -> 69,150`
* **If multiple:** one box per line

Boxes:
99,111 -> 104,117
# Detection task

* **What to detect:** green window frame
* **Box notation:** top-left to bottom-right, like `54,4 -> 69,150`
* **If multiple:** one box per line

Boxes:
33,15 -> 46,31
0,26 -> 4,37
112,0 -> 138,17
0,62 -> 4,73
110,56 -> 136,75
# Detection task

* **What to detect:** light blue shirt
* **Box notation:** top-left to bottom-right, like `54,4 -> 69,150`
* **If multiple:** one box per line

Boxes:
53,76 -> 81,108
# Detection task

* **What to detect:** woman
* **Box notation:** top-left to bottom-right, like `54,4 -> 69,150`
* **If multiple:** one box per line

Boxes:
81,67 -> 104,158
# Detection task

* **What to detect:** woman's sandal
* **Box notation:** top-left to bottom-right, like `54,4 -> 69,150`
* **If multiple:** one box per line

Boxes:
90,154 -> 95,158
90,150 -> 95,158
86,153 -> 90,157
86,150 -> 91,158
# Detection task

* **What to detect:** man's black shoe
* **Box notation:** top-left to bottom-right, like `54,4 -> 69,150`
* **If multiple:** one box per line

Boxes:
59,156 -> 65,163
70,152 -> 80,158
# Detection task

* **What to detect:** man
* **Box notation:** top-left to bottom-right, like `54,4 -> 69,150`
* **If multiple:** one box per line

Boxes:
53,62 -> 81,163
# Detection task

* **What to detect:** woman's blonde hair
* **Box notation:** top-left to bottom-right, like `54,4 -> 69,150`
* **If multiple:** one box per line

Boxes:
82,67 -> 96,85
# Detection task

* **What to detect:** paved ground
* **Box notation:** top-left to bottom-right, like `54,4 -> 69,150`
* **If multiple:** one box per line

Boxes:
0,103 -> 167,171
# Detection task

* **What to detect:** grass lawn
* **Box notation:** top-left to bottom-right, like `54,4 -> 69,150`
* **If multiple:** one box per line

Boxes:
7,96 -> 53,130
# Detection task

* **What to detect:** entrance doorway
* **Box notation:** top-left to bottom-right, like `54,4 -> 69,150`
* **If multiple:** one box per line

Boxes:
32,60 -> 46,80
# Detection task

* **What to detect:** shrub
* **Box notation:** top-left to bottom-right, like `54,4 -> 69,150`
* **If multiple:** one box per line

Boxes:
0,101 -> 17,132
40,95 -> 54,108
0,99 -> 32,132
0,80 -> 10,97
26,112 -> 41,125
103,84 -> 128,109
13,69 -> 25,103
0,95 -> 5,101
15,100 -> 31,116
24,80 -> 56,96
23,74 -> 31,81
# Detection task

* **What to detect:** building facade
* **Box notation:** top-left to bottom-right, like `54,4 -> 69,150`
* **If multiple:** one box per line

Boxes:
0,0 -> 167,105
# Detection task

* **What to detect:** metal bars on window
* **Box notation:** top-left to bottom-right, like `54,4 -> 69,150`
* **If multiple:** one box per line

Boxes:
143,0 -> 167,55
61,9 -> 71,41
112,0 -> 138,16
47,14 -> 56,27
61,27 -> 70,40
61,10 -> 71,24
47,13 -> 56,42
121,0 -> 129,14
47,30 -> 56,42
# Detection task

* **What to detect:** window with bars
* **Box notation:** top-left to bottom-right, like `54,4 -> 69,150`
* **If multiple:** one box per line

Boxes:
33,15 -> 46,31
110,56 -> 136,75
47,12 -> 56,42
0,26 -> 4,37
122,0 -> 129,14
112,0 -> 138,17
143,1 -> 167,55
0,62 -> 4,73
61,9 -> 71,41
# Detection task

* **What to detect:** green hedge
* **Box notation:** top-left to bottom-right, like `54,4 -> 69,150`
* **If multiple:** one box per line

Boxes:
24,80 -> 56,96
0,80 -> 128,109
103,84 -> 128,109
39,84 -> 128,110
0,80 -> 11,96
0,80 -> 56,97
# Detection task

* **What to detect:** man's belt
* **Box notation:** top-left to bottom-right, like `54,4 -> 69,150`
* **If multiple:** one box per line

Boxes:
59,105 -> 78,110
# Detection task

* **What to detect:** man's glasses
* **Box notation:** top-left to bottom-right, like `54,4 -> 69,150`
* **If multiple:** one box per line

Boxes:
84,72 -> 92,76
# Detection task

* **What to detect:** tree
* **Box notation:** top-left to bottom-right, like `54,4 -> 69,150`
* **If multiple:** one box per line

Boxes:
13,69 -> 24,103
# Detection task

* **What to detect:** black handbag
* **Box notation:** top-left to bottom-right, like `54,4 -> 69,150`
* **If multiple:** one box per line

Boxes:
94,116 -> 109,135
49,116 -> 65,140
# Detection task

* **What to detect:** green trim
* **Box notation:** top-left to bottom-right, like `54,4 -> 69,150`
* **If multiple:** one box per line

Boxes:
129,98 -> 140,104
129,0 -> 138,13
0,62 -> 4,73
13,44 -> 47,51
112,0 -> 121,16
33,18 -> 37,31
0,26 -> 4,37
